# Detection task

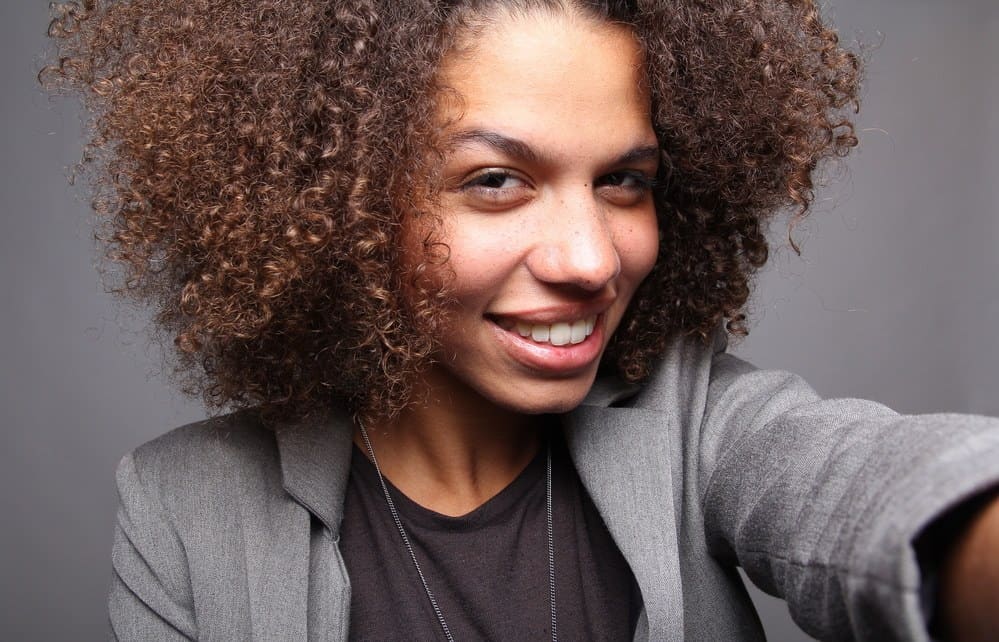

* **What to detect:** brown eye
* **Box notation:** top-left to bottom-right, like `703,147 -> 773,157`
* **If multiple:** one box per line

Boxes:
464,170 -> 524,190
460,169 -> 532,210
595,171 -> 656,206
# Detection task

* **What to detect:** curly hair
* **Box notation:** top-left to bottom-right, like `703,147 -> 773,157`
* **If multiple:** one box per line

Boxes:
42,0 -> 860,421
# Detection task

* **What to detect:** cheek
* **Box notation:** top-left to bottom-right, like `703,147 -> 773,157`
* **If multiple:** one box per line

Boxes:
447,252 -> 502,301
616,212 -> 660,286
401,211 -> 505,287
441,217 -> 527,299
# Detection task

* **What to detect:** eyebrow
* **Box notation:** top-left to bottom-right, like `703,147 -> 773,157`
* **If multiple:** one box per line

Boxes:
447,129 -> 661,168
615,144 -> 661,167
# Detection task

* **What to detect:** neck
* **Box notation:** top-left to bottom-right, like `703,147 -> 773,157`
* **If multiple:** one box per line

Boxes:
354,375 -> 548,517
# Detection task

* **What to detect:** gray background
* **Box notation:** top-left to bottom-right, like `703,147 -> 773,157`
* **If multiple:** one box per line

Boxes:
2,1 -> 996,640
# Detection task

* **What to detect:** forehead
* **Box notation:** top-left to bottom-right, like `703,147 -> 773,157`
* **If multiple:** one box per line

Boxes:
437,10 -> 653,153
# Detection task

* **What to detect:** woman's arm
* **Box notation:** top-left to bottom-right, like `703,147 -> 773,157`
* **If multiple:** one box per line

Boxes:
938,492 -> 999,642
698,350 -> 999,641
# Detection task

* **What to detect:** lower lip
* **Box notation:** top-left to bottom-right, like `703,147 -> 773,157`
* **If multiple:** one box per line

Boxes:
490,317 -> 606,374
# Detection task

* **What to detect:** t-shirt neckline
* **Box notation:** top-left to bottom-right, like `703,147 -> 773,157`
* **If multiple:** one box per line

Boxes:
349,439 -> 550,532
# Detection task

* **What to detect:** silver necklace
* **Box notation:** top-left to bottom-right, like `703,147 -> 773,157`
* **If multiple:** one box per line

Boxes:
357,425 -> 558,642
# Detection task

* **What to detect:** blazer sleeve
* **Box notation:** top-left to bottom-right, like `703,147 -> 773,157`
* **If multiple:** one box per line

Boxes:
108,452 -> 197,641
697,351 -> 999,642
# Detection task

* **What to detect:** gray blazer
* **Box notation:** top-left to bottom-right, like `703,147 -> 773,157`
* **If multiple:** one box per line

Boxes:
109,332 -> 999,641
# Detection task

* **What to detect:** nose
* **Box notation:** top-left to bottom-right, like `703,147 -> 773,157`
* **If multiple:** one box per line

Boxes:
526,191 -> 621,292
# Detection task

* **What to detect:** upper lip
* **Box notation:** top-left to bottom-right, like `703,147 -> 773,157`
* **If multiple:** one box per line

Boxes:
487,299 -> 612,325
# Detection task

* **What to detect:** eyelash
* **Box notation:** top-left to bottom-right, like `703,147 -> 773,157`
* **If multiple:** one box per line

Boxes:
596,171 -> 659,192
460,169 -> 658,194
463,170 -> 526,191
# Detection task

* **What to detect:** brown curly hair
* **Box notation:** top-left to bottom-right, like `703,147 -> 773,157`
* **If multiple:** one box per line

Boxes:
42,0 -> 860,421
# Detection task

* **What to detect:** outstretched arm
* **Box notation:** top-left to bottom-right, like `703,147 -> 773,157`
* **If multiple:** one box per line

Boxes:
698,349 -> 999,641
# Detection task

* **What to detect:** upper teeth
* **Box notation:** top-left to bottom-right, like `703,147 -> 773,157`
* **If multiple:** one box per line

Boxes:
515,316 -> 596,346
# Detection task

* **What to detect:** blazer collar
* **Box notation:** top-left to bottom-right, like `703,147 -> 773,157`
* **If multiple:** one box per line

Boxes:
274,410 -> 355,537
270,372 -> 643,539
581,371 -> 642,408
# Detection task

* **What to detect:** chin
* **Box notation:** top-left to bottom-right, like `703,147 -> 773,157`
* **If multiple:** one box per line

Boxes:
486,376 -> 598,416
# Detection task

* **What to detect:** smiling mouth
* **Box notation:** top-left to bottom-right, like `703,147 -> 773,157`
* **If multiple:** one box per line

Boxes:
491,315 -> 598,346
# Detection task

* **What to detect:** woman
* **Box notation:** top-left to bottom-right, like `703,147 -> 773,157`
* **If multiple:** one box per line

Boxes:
44,0 -> 999,640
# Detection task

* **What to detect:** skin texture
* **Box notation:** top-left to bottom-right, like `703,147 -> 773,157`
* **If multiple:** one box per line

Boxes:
939,492 -> 999,641
360,9 -> 659,515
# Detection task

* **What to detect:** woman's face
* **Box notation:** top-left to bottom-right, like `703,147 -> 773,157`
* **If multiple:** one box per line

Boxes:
416,9 -> 660,415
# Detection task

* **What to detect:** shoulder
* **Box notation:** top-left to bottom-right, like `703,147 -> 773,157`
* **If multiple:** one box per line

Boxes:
127,408 -> 275,468
110,410 -> 321,638
641,327 -> 825,418
116,409 -> 284,530
626,328 -> 769,416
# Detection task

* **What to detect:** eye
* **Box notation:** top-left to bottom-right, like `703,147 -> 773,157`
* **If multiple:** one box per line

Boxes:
465,170 -> 524,190
595,170 -> 657,206
596,170 -> 657,191
459,169 -> 532,210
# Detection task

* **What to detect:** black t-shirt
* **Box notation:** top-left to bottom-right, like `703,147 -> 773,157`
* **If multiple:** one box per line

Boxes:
340,432 -> 641,641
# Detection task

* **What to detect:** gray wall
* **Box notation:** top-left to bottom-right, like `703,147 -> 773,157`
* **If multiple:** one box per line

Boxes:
2,1 -> 995,640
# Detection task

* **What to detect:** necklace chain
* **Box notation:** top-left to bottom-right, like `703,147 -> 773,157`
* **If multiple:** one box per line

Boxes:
546,437 -> 557,642
358,425 -> 557,642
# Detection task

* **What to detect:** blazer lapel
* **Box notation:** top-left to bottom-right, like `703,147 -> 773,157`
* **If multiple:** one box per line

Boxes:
275,412 -> 355,641
276,412 -> 354,535
563,402 -> 685,642
269,386 -> 688,641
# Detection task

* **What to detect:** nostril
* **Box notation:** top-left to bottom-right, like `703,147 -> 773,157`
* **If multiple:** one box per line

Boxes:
574,252 -> 621,292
